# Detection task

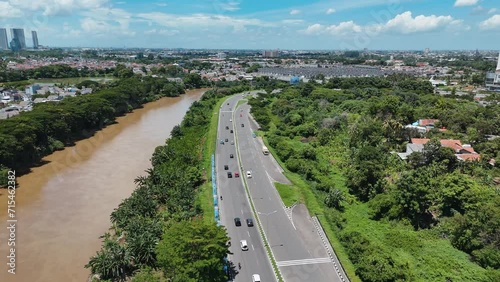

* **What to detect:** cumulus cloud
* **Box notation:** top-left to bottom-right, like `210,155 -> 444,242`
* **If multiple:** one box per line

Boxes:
302,11 -> 466,36
290,9 -> 301,15
454,0 -> 479,7
301,23 -> 324,35
301,21 -> 362,35
326,8 -> 336,15
479,14 -> 500,30
382,11 -> 460,34
489,8 -> 498,14
282,19 -> 304,24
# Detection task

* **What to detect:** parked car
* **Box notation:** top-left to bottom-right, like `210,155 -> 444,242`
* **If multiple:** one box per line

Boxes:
224,165 -> 229,170
246,218 -> 254,227
227,172 -> 232,178
230,119 -> 232,122
234,217 -> 241,226
220,140 -> 224,144
241,124 -> 244,127
230,154 -> 234,158
252,274 -> 261,282
234,172 -> 240,178
225,138 -> 229,142
231,140 -> 234,145
240,240 -> 248,251
230,129 -> 233,133
227,102 -> 229,105
246,171 -> 252,178
226,126 -> 229,130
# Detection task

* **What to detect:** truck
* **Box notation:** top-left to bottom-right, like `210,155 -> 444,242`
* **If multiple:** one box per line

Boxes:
262,146 -> 269,155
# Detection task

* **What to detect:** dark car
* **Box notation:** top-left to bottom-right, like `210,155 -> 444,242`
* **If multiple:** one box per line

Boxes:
224,165 -> 229,170
241,124 -> 244,127
230,129 -> 233,133
227,172 -> 232,178
227,103 -> 230,105
225,138 -> 229,142
234,217 -> 241,226
230,154 -> 234,158
246,218 -> 254,227
226,126 -> 229,130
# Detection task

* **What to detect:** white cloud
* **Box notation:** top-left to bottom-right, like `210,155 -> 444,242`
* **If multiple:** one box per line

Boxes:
326,8 -> 336,15
217,1 -> 240,11
454,0 -> 479,7
0,1 -> 23,17
382,11 -> 459,34
326,21 -> 362,35
282,19 -> 304,24
471,6 -> 485,15
489,8 -> 498,14
144,29 -> 179,36
290,9 -> 301,15
302,11 -> 466,37
155,2 -> 167,7
479,14 -> 500,30
301,23 -> 324,35
137,12 -> 273,29
80,17 -> 111,34
6,0 -> 109,16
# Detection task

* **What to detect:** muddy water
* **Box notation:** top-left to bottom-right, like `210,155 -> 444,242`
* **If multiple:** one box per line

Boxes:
0,89 -> 206,282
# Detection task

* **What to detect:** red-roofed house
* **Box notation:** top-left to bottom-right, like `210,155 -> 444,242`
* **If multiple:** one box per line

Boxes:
400,138 -> 481,161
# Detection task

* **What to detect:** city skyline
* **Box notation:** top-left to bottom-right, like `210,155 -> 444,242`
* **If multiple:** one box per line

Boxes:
0,0 -> 499,49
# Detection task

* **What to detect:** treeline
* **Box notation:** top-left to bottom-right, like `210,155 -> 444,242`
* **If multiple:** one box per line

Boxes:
0,64 -> 114,82
249,78 -> 500,281
86,86 -> 249,281
0,77 -> 186,179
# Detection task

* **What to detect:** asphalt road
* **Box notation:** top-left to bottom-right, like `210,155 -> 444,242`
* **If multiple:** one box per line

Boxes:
218,91 -> 345,282
216,93 -> 275,282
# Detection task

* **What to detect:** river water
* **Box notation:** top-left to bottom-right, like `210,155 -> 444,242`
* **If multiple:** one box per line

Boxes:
0,89 -> 206,282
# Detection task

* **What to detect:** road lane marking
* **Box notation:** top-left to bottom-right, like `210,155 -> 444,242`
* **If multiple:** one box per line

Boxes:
247,231 -> 251,237
252,244 -> 255,251
276,257 -> 332,267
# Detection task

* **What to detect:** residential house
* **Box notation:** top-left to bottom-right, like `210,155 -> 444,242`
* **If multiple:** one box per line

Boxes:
397,138 -> 480,161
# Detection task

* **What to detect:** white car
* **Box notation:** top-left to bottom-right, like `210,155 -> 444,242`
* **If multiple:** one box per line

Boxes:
230,119 -> 232,122
246,171 -> 252,178
240,240 -> 248,251
252,274 -> 261,282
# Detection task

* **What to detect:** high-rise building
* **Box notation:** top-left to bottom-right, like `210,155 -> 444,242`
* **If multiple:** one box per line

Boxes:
11,28 -> 26,50
32,30 -> 39,49
496,51 -> 500,73
262,50 -> 279,58
0,28 -> 8,50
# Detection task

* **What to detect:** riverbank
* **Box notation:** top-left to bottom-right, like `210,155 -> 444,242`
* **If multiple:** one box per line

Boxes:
0,89 -> 206,282
0,77 -> 188,185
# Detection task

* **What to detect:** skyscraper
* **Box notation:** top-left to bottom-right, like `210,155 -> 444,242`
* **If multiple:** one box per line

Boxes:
32,30 -> 39,49
11,28 -> 26,50
0,28 -> 8,50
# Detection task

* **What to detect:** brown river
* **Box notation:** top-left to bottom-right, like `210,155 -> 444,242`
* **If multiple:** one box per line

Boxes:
0,89 -> 206,282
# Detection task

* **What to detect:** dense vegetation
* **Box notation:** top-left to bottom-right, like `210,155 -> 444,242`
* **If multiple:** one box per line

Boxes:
86,86 -> 249,281
0,76 -> 186,183
249,76 -> 500,281
0,64 -> 114,82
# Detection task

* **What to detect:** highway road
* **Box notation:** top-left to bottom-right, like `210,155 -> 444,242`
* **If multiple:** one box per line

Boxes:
216,93 -> 276,282
217,91 -> 346,282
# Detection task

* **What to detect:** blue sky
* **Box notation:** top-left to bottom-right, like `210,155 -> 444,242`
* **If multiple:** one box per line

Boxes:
0,0 -> 499,50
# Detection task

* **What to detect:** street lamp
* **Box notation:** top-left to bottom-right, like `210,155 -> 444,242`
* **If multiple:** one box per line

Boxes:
257,210 -> 277,238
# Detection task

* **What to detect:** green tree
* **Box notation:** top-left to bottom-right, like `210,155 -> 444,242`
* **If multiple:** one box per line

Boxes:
85,234 -> 133,281
156,220 -> 230,282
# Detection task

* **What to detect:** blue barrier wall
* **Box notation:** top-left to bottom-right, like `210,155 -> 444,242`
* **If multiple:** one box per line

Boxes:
212,154 -> 220,225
